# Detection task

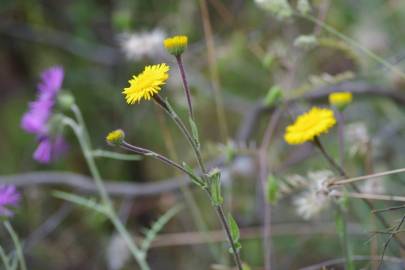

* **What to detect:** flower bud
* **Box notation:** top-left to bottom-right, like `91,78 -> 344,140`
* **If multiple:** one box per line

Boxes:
57,91 -> 75,111
106,129 -> 125,146
163,35 -> 188,56
328,92 -> 353,111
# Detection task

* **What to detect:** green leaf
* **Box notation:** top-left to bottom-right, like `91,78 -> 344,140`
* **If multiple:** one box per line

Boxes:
227,213 -> 240,243
266,174 -> 279,204
189,117 -> 200,150
141,205 -> 183,254
52,190 -> 109,215
91,149 -> 142,161
224,141 -> 236,163
208,168 -> 223,206
182,162 -> 206,188
263,85 -> 283,107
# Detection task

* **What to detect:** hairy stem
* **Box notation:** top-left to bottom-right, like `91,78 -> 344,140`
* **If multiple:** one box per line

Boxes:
153,95 -> 243,269
176,55 -> 194,120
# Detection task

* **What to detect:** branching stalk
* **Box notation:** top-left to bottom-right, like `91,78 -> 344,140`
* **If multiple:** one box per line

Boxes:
151,95 -> 243,269
63,106 -> 150,270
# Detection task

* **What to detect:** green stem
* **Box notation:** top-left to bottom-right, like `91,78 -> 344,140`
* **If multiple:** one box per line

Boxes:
336,206 -> 354,270
108,212 -> 149,270
153,95 -> 243,270
176,55 -> 194,120
64,107 -> 150,270
153,95 -> 206,172
337,110 -> 345,167
0,243 -> 11,270
62,116 -> 111,207
300,14 -> 405,80
3,221 -> 26,270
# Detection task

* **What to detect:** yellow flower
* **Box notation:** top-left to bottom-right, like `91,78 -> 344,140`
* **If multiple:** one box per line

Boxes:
106,129 -> 125,145
163,35 -> 188,56
328,92 -> 352,110
284,107 -> 336,145
123,63 -> 170,104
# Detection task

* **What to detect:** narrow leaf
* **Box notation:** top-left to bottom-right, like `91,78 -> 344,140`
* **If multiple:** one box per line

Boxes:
263,85 -> 283,107
209,169 -> 223,206
52,190 -> 108,215
91,149 -> 142,161
141,205 -> 183,253
189,117 -> 200,150
227,213 -> 240,243
182,162 -> 206,188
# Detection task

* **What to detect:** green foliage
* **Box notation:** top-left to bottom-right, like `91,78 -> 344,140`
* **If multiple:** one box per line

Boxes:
266,174 -> 279,204
189,117 -> 200,150
91,149 -> 142,161
263,85 -> 283,107
182,161 -> 206,188
208,168 -> 223,206
228,213 -> 240,243
227,213 -> 242,254
141,205 -> 183,254
52,191 -> 108,215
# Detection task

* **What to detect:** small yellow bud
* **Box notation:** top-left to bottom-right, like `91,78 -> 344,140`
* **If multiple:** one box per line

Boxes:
328,92 -> 353,111
106,129 -> 125,145
163,35 -> 188,56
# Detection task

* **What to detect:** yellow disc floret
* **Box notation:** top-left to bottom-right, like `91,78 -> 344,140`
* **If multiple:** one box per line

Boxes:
106,129 -> 125,145
284,107 -> 336,145
163,35 -> 188,56
123,63 -> 170,104
328,92 -> 352,110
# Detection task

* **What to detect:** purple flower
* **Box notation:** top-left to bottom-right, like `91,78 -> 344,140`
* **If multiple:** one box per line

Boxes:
21,66 -> 64,136
37,66 -> 64,97
0,185 -> 20,217
21,66 -> 68,164
21,98 -> 54,135
33,136 -> 67,164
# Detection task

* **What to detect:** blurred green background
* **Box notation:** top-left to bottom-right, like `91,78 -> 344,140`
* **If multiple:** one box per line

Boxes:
2,0 -> 405,269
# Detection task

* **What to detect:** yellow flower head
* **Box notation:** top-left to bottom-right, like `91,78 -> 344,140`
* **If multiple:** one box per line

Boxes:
284,107 -> 336,145
328,92 -> 352,110
106,129 -> 125,145
123,63 -> 170,104
163,35 -> 188,56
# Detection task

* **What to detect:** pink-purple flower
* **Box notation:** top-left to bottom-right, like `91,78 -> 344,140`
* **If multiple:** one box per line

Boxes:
21,66 -> 68,164
0,185 -> 20,217
33,136 -> 68,164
